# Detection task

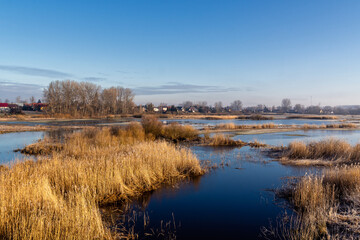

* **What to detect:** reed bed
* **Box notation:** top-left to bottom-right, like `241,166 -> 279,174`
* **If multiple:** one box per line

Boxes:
286,115 -> 338,120
237,114 -> 274,120
285,138 -> 360,162
266,166 -> 360,239
214,123 -> 278,130
207,134 -> 246,147
141,115 -> 199,142
0,126 -> 204,239
214,123 -> 357,131
0,124 -> 49,134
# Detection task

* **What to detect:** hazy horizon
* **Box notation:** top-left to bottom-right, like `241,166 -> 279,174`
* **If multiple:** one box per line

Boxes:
1,1 -> 360,106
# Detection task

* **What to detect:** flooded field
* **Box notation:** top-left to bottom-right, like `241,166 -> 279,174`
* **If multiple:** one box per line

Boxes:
1,119 -> 359,239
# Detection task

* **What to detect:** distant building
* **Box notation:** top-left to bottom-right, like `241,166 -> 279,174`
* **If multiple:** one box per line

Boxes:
0,103 -> 10,113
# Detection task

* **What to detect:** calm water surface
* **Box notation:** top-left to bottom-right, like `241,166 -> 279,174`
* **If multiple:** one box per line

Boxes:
0,131 -> 43,165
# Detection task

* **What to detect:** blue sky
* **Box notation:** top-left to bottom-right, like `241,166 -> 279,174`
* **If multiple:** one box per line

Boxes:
1,0 -> 360,106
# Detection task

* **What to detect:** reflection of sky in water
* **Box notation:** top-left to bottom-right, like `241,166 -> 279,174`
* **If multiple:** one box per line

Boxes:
108,146 -> 318,239
0,131 -> 43,165
234,130 -> 360,146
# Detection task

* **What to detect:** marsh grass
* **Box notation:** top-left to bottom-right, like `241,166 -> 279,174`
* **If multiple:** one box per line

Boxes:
214,123 -> 357,131
0,126 -> 204,239
237,114 -> 274,120
286,115 -> 338,120
207,134 -> 246,147
141,116 -> 199,142
285,138 -> 360,162
265,166 -> 360,239
215,123 -> 277,130
18,138 -> 63,155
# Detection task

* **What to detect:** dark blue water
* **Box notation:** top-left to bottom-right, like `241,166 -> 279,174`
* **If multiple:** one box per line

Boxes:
105,146 -> 312,239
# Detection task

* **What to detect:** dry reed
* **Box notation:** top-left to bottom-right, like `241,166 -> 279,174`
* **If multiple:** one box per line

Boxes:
285,138 -> 360,162
207,134 -> 246,147
268,166 -> 360,239
141,116 -> 199,142
0,126 -> 204,239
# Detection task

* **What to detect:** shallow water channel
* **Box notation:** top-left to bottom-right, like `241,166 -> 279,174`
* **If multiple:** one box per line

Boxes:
2,125 -> 360,239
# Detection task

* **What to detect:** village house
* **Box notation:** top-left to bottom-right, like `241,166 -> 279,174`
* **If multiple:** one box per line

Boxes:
0,103 -> 10,113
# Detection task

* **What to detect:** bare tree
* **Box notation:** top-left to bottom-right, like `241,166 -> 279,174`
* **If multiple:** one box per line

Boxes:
214,101 -> 223,113
29,96 -> 36,103
281,98 -> 291,113
43,80 -> 135,116
182,101 -> 193,109
294,104 -> 304,114
230,100 -> 242,112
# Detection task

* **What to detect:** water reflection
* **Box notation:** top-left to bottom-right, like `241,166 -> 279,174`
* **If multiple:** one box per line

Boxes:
103,146 -> 312,239
0,129 -> 77,165
0,131 -> 44,165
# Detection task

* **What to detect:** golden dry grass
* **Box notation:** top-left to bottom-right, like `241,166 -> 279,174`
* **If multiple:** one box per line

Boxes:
0,126 -> 204,239
215,123 -> 278,130
270,166 -> 360,239
141,115 -> 199,142
207,134 -> 246,147
286,115 -> 338,120
285,138 -> 359,162
0,124 -> 48,134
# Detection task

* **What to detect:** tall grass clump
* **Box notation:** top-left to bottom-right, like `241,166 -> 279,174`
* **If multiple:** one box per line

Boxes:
267,166 -> 360,239
141,115 -> 199,142
0,127 -> 204,239
207,134 -> 245,147
285,138 -> 360,162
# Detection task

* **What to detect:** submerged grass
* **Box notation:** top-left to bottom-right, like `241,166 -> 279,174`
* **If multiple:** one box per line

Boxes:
0,125 -> 204,239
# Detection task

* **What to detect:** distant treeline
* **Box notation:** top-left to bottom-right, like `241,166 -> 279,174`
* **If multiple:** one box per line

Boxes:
43,80 -> 135,116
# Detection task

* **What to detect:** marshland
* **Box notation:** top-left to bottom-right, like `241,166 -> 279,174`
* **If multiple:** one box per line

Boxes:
2,2 -> 360,239
1,114 -> 360,239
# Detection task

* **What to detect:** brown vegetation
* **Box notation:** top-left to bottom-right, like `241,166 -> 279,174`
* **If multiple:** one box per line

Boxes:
0,124 -> 48,134
265,166 -> 360,239
237,114 -> 274,120
17,139 -> 63,155
215,123 -> 277,130
213,123 -> 357,132
141,115 -> 199,142
286,115 -> 338,120
0,126 -> 204,239
206,134 -> 246,147
44,80 -> 135,117
284,138 -> 360,163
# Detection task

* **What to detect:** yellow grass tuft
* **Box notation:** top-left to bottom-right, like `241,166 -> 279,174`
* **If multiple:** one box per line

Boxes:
285,138 -> 357,162
207,134 -> 245,147
0,127 -> 204,239
274,166 -> 360,239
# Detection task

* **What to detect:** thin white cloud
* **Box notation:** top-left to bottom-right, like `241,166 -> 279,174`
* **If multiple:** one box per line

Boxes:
0,65 -> 72,78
